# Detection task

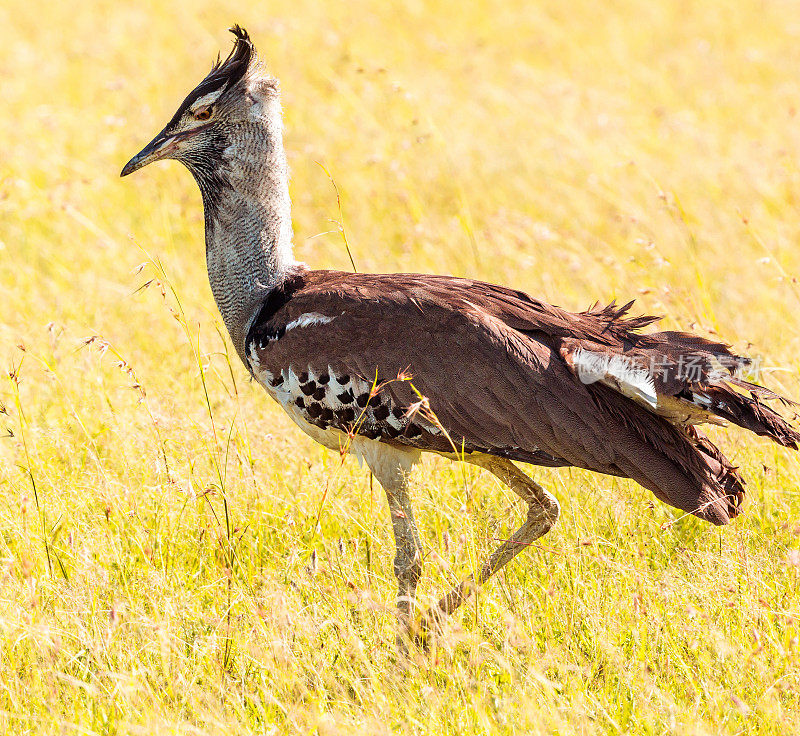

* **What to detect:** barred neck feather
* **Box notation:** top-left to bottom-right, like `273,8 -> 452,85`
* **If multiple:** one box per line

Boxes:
195,93 -> 298,362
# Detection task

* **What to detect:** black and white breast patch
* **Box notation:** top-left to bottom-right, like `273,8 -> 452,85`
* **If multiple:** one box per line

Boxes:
253,364 -> 438,445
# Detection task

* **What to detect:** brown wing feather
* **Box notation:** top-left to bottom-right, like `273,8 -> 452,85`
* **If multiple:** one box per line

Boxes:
246,269 -> 798,526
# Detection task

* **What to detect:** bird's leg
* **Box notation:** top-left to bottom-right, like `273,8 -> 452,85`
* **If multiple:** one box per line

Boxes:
363,446 -> 424,650
383,474 -> 424,647
419,455 -> 560,638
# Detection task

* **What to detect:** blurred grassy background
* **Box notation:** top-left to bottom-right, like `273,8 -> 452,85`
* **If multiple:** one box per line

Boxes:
1,0 -> 800,733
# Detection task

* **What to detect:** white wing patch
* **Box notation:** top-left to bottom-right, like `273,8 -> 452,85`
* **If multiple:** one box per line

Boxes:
572,348 -> 658,409
284,312 -> 335,333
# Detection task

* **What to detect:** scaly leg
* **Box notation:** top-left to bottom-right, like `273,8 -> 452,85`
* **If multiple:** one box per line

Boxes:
384,473 -> 423,647
360,441 -> 423,648
420,455 -> 560,637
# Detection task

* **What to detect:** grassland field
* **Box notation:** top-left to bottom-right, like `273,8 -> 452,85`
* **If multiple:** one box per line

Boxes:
2,0 -> 800,733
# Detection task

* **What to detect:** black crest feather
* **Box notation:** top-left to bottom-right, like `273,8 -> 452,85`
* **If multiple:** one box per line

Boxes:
198,25 -> 254,97
167,25 -> 255,125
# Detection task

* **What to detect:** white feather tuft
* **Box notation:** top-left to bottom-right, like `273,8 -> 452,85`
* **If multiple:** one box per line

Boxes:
572,349 -> 658,409
284,313 -> 334,332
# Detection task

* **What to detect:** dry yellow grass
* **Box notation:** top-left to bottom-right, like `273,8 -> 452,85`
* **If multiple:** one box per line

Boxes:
2,1 -> 800,733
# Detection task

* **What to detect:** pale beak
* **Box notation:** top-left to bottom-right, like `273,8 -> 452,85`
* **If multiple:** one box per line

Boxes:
120,126 -> 178,177
121,123 -> 210,177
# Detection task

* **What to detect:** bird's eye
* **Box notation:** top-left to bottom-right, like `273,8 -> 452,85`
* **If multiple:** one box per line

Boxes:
194,107 -> 212,121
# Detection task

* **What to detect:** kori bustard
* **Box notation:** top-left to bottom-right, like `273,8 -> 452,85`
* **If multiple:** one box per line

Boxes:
122,27 -> 799,644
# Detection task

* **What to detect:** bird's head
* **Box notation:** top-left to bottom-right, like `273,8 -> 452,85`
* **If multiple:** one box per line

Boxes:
121,26 -> 279,180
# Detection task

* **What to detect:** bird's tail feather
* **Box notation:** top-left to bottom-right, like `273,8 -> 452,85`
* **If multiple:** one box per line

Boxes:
589,382 -> 745,525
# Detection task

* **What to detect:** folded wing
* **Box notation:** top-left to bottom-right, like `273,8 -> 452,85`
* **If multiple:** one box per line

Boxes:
246,270 -> 799,526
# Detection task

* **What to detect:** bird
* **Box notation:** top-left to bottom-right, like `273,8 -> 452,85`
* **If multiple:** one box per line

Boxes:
122,26 -> 800,645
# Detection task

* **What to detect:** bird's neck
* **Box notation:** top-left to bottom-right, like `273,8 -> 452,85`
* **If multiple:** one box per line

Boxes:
198,123 -> 297,363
